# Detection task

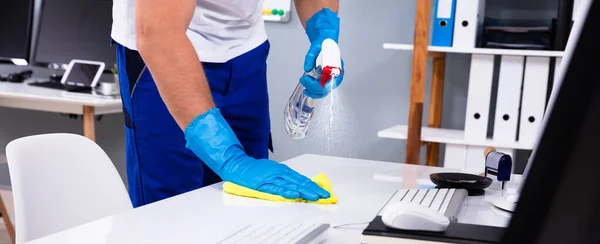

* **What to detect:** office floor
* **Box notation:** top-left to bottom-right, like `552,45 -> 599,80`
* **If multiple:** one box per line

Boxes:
0,219 -> 10,243
0,189 -> 12,244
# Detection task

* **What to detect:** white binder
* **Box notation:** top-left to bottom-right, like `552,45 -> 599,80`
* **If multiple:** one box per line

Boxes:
519,57 -> 550,145
464,54 -> 495,141
453,0 -> 486,48
443,144 -> 467,170
493,55 -> 525,142
465,146 -> 485,174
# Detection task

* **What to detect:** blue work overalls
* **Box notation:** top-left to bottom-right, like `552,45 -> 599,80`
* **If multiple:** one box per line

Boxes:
114,41 -> 273,207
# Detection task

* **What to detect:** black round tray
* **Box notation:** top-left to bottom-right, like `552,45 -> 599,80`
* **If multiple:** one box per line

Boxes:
430,173 -> 493,196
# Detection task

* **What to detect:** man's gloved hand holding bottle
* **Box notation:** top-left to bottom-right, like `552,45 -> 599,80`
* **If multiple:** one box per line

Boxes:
301,8 -> 344,99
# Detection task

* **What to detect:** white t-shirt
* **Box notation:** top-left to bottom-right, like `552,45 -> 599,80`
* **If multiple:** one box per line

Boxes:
111,0 -> 267,63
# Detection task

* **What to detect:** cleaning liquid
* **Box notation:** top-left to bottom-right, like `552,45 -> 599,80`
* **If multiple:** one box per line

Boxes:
284,39 -> 341,139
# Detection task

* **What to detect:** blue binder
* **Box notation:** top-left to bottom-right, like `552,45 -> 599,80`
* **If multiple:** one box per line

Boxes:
432,0 -> 457,47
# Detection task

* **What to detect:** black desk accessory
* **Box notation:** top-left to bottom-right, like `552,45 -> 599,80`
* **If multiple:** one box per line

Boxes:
0,70 -> 33,83
430,173 -> 492,196
363,217 -> 504,244
49,74 -> 62,82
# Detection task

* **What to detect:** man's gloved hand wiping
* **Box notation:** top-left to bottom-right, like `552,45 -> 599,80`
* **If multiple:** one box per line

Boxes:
184,108 -> 330,201
301,8 -> 344,99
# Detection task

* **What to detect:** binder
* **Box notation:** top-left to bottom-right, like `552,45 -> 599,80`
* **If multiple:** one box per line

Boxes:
464,54 -> 494,141
465,146 -> 485,174
493,55 -> 525,142
519,57 -> 550,145
453,0 -> 486,48
432,0 -> 457,47
444,144 -> 467,170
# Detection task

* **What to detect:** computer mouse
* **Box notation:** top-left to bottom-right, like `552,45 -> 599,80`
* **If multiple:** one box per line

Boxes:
381,201 -> 450,232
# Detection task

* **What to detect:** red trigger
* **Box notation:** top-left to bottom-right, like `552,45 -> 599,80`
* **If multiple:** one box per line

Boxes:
320,66 -> 334,88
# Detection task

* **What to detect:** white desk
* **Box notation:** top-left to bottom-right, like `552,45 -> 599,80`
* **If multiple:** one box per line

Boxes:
26,154 -> 514,244
0,81 -> 122,141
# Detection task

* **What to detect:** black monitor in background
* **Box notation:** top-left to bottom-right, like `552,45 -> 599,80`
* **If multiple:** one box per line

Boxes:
501,0 -> 600,243
33,0 -> 115,71
0,0 -> 34,65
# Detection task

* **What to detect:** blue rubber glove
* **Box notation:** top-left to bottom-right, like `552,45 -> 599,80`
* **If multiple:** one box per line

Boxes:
184,108 -> 330,201
301,8 -> 344,99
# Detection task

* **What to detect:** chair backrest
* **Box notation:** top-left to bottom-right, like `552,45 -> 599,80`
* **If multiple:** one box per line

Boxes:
5,133 -> 132,243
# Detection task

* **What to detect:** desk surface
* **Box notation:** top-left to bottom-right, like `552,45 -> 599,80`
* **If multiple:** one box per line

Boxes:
0,81 -> 121,115
26,154 -> 514,244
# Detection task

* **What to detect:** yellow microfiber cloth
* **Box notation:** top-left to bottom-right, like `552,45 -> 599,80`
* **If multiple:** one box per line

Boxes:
222,172 -> 338,204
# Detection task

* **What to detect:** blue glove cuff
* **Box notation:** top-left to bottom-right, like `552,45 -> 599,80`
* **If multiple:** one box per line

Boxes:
184,108 -> 245,179
306,8 -> 340,43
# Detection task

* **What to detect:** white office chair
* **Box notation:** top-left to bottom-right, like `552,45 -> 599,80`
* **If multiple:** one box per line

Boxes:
5,133 -> 132,243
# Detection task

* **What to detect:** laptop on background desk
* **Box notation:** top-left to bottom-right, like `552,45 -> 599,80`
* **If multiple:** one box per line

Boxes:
363,1 -> 600,243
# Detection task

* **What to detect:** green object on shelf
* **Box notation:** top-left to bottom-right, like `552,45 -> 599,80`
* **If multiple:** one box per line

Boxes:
271,9 -> 278,15
278,10 -> 285,16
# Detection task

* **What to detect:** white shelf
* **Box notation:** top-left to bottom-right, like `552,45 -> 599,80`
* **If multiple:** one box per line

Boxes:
383,43 -> 564,57
377,124 -> 534,150
262,15 -> 291,22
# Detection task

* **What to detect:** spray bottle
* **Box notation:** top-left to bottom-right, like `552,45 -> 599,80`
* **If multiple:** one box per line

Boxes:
284,38 -> 342,139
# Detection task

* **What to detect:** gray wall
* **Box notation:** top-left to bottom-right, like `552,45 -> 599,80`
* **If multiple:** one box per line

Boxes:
0,0 -> 560,187
266,0 -> 418,164
266,0 -> 560,172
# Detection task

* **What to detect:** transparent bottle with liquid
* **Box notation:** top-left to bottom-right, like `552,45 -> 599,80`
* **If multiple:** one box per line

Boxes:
284,71 -> 321,139
284,39 -> 341,139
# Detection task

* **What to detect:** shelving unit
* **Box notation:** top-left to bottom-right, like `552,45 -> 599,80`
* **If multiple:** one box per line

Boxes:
384,1 -> 575,170
377,125 -> 534,150
383,43 -> 565,57
262,15 -> 290,22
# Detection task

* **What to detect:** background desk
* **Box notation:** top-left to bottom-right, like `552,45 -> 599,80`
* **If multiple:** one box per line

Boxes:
0,81 -> 122,141
26,154 -> 514,244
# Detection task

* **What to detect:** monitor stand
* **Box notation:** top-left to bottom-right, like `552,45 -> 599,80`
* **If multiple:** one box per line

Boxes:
488,174 -> 524,212
489,192 -> 518,212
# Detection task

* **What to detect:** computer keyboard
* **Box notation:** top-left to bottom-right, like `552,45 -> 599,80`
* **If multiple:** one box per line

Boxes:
28,80 -> 66,90
217,222 -> 330,244
379,188 -> 468,221
28,81 -> 93,92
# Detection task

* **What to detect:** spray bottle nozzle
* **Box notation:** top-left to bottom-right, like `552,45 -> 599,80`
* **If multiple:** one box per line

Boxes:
320,66 -> 342,88
315,38 -> 342,88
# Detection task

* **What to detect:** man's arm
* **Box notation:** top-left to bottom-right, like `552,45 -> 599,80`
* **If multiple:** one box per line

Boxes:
136,0 -> 214,129
294,0 -> 339,28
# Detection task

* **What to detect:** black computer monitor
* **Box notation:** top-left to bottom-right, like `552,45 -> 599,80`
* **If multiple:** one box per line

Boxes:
0,0 -> 34,65
32,0 -> 115,71
502,0 -> 600,243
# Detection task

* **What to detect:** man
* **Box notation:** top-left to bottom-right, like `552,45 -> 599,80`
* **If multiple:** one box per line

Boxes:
111,0 -> 344,207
